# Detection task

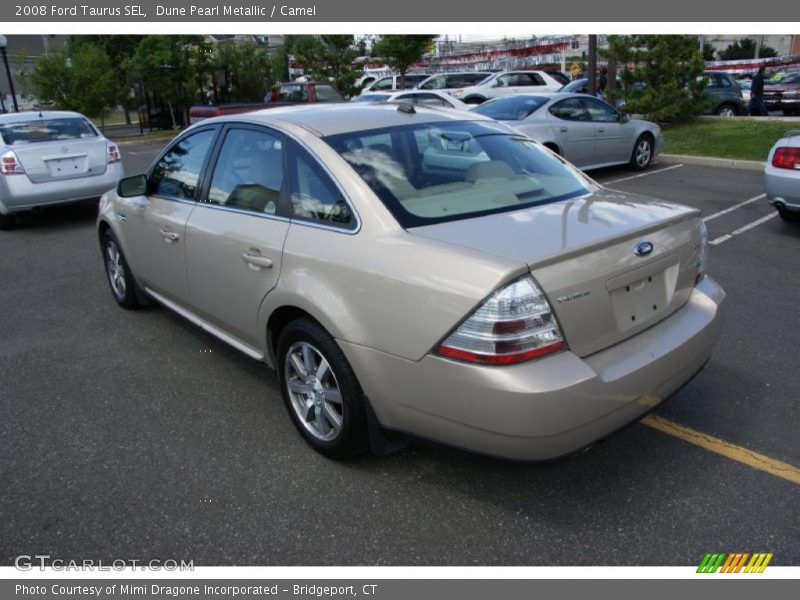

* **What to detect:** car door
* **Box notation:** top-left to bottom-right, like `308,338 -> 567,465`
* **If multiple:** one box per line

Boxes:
183,125 -> 291,349
583,97 -> 632,165
545,98 -> 596,167
114,127 -> 217,304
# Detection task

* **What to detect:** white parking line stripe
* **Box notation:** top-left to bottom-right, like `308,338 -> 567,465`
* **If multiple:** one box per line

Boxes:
603,163 -> 684,185
703,194 -> 767,222
709,212 -> 778,245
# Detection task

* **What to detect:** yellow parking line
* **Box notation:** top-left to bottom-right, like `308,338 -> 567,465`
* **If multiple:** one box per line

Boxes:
641,415 -> 800,486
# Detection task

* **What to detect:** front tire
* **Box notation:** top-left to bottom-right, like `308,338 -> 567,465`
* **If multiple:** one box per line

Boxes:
102,230 -> 141,309
0,213 -> 17,230
277,318 -> 369,459
629,134 -> 654,171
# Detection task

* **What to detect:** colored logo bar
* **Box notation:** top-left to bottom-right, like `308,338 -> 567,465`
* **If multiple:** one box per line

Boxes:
697,553 -> 773,573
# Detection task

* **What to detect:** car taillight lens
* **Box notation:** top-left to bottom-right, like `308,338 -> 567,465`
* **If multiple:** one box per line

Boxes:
437,276 -> 566,365
695,220 -> 708,286
107,143 -> 121,164
772,147 -> 800,170
0,151 -> 24,175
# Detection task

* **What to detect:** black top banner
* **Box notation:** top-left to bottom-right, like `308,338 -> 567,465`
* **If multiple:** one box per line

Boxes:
2,0 -> 799,22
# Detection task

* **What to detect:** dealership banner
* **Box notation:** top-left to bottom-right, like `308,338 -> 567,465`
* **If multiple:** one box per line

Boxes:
4,579 -> 799,600
1,0 -> 799,22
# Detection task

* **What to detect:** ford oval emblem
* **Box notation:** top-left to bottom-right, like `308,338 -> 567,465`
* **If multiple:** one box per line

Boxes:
634,241 -> 654,257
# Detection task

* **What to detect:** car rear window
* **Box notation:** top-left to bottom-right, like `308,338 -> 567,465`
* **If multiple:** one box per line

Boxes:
0,117 -> 98,146
472,96 -> 550,120
324,120 -> 592,227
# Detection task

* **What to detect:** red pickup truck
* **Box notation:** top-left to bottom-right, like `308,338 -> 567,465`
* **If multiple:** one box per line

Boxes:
189,82 -> 344,124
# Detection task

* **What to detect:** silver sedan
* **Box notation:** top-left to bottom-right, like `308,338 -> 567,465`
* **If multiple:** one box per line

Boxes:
0,110 -> 124,229
473,93 -> 662,171
765,129 -> 800,221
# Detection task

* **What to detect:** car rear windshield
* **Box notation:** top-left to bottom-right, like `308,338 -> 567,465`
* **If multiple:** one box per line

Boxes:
472,96 -> 550,120
324,120 -> 592,227
0,117 -> 98,146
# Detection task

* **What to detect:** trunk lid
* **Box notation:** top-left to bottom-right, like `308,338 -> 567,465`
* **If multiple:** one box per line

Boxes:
15,138 -> 109,183
410,190 -> 702,357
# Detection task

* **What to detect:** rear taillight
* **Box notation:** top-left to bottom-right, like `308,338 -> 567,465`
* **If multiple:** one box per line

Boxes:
437,276 -> 566,365
107,143 -> 121,164
695,220 -> 708,286
772,147 -> 800,170
0,151 -> 24,175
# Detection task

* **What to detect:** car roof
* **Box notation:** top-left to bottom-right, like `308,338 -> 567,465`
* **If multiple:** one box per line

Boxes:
0,110 -> 88,123
220,103 -> 492,137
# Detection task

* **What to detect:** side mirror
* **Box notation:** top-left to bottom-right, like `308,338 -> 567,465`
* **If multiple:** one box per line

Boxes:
117,174 -> 147,197
620,112 -> 631,124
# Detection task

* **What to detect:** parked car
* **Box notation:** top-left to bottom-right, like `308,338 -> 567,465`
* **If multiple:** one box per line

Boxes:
415,71 -> 494,94
358,74 -> 429,95
452,70 -> 565,104
350,89 -> 469,110
701,72 -> 747,116
0,111 -> 124,229
763,70 -> 800,116
99,103 -> 723,461
473,93 -> 661,171
765,129 -> 800,221
189,82 -> 344,124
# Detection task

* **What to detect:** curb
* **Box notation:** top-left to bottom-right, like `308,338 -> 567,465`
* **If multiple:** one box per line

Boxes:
659,153 -> 765,172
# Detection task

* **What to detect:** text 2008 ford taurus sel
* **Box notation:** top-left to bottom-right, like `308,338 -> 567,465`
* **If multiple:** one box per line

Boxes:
97,103 -> 725,460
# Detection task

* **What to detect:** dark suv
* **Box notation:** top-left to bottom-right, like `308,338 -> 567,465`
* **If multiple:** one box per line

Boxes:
764,71 -> 800,116
703,72 -> 747,116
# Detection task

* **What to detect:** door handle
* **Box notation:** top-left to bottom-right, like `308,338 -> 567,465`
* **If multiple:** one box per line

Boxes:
241,252 -> 274,270
159,228 -> 180,243
597,128 -> 605,133
559,126 -> 568,132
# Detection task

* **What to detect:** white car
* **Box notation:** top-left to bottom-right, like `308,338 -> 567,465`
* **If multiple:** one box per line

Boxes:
415,71 -> 495,95
473,93 -> 662,171
0,110 -> 124,229
358,74 -> 429,95
350,90 -> 469,110
454,70 -> 565,104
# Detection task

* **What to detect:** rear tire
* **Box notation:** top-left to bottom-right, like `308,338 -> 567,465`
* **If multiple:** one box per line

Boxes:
277,318 -> 369,459
629,134 -> 654,171
777,206 -> 800,222
0,213 -> 17,230
464,97 -> 484,105
102,230 -> 142,309
714,104 -> 737,117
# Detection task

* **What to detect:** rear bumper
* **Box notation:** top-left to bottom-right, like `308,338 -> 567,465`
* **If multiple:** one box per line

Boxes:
341,276 -> 725,461
765,168 -> 800,212
0,163 -> 123,214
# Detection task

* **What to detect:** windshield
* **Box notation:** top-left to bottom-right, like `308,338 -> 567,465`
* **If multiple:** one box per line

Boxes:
770,72 -> 800,84
352,94 -> 391,103
472,96 -> 550,120
324,120 -> 592,227
0,117 -> 98,146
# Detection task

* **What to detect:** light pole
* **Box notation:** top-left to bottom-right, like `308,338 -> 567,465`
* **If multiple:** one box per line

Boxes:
0,35 -> 19,112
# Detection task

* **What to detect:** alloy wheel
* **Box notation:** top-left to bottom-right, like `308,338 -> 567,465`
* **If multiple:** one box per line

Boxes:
635,139 -> 652,168
105,240 -> 127,300
284,341 -> 344,442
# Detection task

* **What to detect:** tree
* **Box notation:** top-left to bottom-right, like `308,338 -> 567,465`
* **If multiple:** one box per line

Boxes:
292,35 -> 360,97
371,35 -> 436,88
213,40 -> 273,103
702,43 -> 716,62
31,42 -> 116,126
128,35 -> 204,128
70,35 -> 140,124
611,35 -> 709,123
720,38 -> 778,60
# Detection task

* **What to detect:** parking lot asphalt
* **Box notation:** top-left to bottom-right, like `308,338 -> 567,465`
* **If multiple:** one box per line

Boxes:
1,141 -> 798,566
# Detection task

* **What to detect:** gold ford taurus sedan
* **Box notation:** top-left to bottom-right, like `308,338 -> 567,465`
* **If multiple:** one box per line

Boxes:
98,103 -> 725,460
